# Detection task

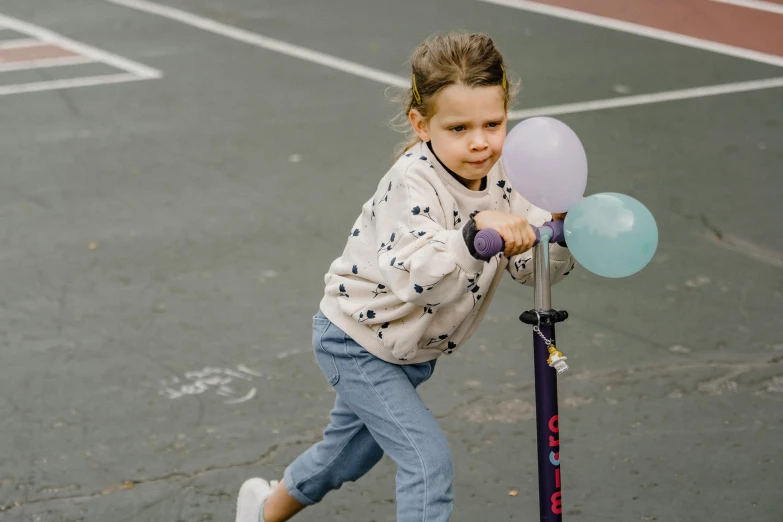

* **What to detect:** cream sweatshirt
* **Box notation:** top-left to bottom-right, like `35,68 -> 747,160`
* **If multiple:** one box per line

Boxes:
319,141 -> 574,364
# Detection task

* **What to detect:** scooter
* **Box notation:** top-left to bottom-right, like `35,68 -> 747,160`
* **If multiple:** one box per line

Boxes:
475,221 -> 568,521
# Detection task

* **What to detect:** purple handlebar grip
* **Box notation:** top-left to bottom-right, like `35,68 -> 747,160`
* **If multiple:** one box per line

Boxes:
474,229 -> 504,259
538,219 -> 565,245
474,221 -> 566,260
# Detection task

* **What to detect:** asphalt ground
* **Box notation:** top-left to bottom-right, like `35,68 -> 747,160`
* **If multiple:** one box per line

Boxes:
0,1 -> 781,520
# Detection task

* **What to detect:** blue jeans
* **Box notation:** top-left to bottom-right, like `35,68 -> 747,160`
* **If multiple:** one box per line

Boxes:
283,311 -> 454,521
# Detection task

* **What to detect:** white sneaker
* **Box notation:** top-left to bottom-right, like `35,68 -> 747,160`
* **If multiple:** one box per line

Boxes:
235,477 -> 279,522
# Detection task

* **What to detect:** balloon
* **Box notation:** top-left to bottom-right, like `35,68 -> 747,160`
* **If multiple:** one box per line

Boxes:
564,193 -> 658,278
502,117 -> 588,213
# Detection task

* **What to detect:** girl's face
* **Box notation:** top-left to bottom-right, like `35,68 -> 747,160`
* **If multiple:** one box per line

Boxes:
409,84 -> 507,190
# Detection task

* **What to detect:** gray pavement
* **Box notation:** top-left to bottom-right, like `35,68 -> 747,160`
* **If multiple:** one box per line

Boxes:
0,1 -> 781,520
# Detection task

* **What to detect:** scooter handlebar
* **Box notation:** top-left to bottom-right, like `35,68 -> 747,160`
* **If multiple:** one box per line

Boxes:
474,221 -> 565,260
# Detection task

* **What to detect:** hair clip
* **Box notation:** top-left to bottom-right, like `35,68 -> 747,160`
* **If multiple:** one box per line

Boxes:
501,64 -> 507,90
411,74 -> 422,104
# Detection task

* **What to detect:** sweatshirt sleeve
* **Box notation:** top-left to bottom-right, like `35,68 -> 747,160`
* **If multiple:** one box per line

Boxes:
375,162 -> 487,306
504,181 -> 576,287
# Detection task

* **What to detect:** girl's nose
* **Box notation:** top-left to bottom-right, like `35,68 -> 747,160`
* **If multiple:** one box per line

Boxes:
470,132 -> 488,151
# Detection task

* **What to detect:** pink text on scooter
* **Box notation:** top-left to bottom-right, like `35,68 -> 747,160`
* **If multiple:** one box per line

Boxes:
548,414 -> 562,515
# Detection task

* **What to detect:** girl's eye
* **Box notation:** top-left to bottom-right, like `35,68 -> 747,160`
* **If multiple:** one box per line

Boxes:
487,122 -> 501,128
451,125 -> 465,132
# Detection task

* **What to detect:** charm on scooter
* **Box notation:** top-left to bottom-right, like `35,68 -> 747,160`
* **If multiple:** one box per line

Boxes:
546,345 -> 568,374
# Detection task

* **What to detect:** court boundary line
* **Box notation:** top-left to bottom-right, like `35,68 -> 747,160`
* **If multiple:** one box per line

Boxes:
0,37 -> 40,49
508,77 -> 783,119
0,72 -> 151,96
0,55 -> 94,72
711,0 -> 783,15
478,0 -> 783,69
0,12 -> 162,78
101,0 -> 783,118
103,0 -> 408,87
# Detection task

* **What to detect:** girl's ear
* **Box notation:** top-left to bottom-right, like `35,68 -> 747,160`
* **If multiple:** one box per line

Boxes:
408,109 -> 431,143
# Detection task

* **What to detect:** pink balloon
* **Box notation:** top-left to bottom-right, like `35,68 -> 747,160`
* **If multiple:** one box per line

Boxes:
501,117 -> 588,213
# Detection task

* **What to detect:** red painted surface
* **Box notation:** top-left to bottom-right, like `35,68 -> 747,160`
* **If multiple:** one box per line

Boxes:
518,0 -> 783,57
0,44 -> 78,63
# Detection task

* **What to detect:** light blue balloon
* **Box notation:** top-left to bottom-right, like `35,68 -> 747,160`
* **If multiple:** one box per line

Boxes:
564,193 -> 658,278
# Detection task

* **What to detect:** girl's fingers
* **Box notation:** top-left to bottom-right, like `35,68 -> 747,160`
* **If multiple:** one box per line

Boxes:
501,222 -> 519,256
499,219 -> 536,256
526,225 -> 537,250
500,227 -> 515,257
513,226 -> 525,255
516,230 -> 526,254
512,224 -> 527,255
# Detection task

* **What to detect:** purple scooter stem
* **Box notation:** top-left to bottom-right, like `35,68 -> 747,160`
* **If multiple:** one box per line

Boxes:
474,221 -> 565,260
534,322 -> 562,520
475,222 -> 568,520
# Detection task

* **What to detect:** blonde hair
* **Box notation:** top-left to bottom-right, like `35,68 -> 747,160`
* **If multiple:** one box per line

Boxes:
390,32 -> 519,157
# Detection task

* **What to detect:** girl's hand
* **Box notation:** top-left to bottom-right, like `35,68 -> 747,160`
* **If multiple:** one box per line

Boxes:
473,210 -> 536,257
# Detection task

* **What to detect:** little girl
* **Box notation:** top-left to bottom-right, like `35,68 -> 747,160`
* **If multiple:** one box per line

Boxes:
236,32 -> 574,522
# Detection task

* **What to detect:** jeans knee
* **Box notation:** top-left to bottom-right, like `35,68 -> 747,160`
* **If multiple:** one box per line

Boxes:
424,446 -> 454,486
343,444 -> 384,483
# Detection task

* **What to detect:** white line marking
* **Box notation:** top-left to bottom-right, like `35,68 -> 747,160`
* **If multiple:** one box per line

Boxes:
478,0 -> 783,68
508,77 -> 783,119
98,0 -> 783,116
711,0 -> 783,15
236,364 -> 263,377
0,55 -> 94,72
102,0 -> 408,87
0,73 -> 151,97
222,369 -> 253,381
0,12 -> 162,78
223,387 -> 257,404
0,38 -> 40,50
